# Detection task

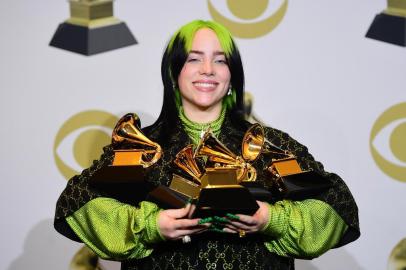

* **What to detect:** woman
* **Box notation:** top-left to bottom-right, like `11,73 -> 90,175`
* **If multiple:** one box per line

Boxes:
55,20 -> 360,270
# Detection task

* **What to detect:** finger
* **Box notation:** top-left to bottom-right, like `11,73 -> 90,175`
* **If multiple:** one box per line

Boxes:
193,226 -> 210,235
222,227 -> 237,234
227,221 -> 254,231
223,223 -> 239,231
233,214 -> 257,226
174,218 -> 202,229
223,222 -> 254,233
187,204 -> 196,219
174,227 -> 209,239
165,204 -> 192,219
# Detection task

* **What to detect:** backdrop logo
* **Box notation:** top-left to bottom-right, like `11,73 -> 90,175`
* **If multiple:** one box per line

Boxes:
370,102 -> 406,182
388,238 -> 406,270
208,0 -> 288,38
54,110 -> 118,180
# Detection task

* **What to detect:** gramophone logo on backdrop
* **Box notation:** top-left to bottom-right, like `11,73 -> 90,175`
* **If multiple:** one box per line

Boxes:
54,111 -> 118,180
208,0 -> 288,38
370,102 -> 406,183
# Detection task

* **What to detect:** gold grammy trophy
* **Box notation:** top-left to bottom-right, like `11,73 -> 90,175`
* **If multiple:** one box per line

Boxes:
244,124 -> 331,199
195,130 -> 257,183
165,129 -> 260,217
90,113 -> 161,185
366,0 -> 406,46
50,0 -> 137,55
147,144 -> 203,209
170,145 -> 203,199
111,113 -> 162,168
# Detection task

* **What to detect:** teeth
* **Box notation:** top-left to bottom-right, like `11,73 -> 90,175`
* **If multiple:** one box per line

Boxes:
194,82 -> 216,88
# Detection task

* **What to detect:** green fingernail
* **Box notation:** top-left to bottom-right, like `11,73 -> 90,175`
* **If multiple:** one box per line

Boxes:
184,198 -> 193,207
197,219 -> 205,225
226,213 -> 239,220
213,216 -> 228,223
209,226 -> 225,233
211,223 -> 224,230
198,217 -> 213,225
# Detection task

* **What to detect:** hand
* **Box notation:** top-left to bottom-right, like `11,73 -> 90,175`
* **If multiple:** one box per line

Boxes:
224,201 -> 270,235
157,204 -> 208,241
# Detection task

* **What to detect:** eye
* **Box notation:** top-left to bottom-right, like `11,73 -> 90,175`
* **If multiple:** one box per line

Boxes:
371,119 -> 406,166
370,103 -> 406,182
207,0 -> 287,38
56,126 -> 112,173
214,58 -> 228,64
54,111 -> 118,180
186,55 -> 201,63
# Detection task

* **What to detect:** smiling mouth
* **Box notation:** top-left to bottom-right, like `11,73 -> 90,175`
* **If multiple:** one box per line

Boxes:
193,82 -> 218,91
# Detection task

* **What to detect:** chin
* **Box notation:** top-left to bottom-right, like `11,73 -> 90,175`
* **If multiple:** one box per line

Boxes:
193,96 -> 223,109
195,101 -> 220,110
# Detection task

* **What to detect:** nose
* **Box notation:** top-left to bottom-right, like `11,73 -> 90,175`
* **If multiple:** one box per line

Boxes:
200,59 -> 214,76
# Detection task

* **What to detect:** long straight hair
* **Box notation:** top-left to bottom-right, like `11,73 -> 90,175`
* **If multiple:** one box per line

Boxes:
153,20 -> 246,143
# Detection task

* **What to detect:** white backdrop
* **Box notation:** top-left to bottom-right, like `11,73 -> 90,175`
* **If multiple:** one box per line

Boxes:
1,1 -> 406,269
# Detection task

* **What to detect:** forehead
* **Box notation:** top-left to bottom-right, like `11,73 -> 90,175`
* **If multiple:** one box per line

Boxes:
190,28 -> 223,52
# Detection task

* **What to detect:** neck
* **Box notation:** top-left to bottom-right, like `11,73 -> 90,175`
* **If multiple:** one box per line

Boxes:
182,103 -> 222,124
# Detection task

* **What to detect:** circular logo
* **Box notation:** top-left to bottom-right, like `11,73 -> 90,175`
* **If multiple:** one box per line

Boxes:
370,102 -> 406,182
388,238 -> 406,270
54,110 -> 119,180
208,0 -> 288,39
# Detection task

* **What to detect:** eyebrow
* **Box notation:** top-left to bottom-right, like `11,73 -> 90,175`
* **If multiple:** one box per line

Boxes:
189,50 -> 225,56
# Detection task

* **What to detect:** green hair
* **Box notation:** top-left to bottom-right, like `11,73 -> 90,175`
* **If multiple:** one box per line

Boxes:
168,20 -> 235,58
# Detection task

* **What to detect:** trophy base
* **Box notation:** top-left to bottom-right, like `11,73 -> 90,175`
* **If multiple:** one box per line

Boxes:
49,22 -> 137,55
241,182 -> 272,202
273,170 -> 332,200
147,185 -> 189,209
147,185 -> 259,218
90,165 -> 144,183
193,187 -> 259,218
89,165 -> 151,204
366,13 -> 406,46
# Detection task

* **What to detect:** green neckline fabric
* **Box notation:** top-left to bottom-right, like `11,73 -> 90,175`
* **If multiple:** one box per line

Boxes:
178,106 -> 226,145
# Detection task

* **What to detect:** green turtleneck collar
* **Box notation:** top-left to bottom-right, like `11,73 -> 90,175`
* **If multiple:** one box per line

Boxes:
178,106 -> 226,145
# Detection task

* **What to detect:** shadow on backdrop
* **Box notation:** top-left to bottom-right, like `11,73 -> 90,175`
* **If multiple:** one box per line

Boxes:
296,247 -> 365,270
8,219 -> 80,270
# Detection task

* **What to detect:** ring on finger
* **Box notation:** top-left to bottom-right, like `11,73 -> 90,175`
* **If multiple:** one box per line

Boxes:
238,230 -> 246,238
182,235 -> 191,244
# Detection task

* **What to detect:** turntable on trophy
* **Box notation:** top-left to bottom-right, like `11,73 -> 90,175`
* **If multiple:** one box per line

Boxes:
242,123 -> 332,200
148,128 -> 261,217
89,113 -> 162,202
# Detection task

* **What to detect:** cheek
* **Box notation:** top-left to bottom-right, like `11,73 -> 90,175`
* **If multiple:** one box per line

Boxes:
178,66 -> 194,87
219,67 -> 231,84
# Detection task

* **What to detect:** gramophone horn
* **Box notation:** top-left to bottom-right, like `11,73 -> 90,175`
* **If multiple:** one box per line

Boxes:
242,123 -> 293,162
194,129 -> 237,165
242,123 -> 265,162
174,145 -> 202,183
112,113 -> 162,167
195,129 -> 256,182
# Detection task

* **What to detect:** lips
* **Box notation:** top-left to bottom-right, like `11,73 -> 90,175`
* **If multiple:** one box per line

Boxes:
193,80 -> 219,91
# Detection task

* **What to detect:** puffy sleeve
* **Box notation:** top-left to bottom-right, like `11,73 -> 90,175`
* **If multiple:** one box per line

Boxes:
259,126 -> 360,255
262,199 -> 348,258
54,144 -> 116,241
66,198 -> 164,260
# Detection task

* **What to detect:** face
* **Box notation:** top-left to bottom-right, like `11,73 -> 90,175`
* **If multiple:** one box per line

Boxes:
177,28 -> 231,113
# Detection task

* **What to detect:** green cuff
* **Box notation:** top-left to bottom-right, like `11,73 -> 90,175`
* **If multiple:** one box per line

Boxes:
144,207 -> 164,244
261,201 -> 288,238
